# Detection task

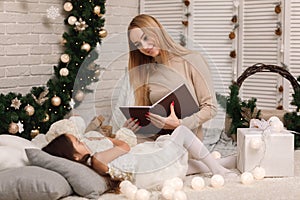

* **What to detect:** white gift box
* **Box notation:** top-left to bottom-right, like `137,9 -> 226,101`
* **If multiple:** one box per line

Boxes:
237,128 -> 294,177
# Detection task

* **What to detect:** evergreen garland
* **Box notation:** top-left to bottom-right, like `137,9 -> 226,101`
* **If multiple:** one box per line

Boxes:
0,0 -> 106,139
216,82 -> 261,136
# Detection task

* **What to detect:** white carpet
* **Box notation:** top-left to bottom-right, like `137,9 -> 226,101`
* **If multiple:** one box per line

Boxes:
63,129 -> 300,200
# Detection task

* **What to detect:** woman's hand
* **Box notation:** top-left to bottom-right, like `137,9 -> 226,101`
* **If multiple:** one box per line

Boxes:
123,118 -> 141,133
146,101 -> 180,130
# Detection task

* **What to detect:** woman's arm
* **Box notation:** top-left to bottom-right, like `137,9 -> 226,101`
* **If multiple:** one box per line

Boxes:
91,138 -> 130,175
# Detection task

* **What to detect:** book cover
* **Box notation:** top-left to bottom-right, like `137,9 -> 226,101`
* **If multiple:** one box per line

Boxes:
119,83 -> 199,134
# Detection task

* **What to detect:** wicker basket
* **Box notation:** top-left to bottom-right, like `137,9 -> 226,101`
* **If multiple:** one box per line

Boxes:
225,63 -> 300,138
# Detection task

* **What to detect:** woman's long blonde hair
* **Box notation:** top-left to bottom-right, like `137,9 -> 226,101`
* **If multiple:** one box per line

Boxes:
127,14 -> 191,106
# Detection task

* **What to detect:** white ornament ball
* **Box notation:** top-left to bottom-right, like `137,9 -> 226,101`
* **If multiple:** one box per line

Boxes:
75,90 -> 85,102
211,151 -> 221,159
173,190 -> 187,200
81,43 -> 91,52
169,177 -> 183,190
94,5 -> 101,14
68,16 -> 77,25
63,2 -> 73,12
60,54 -> 70,63
253,167 -> 265,180
59,68 -> 69,76
191,176 -> 205,190
135,189 -> 150,200
240,172 -> 254,185
161,185 -> 175,200
210,174 -> 225,188
125,184 -> 138,200
250,138 -> 262,150
119,180 -> 132,194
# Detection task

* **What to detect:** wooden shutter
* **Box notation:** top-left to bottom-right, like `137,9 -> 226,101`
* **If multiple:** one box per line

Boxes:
190,0 -> 234,127
140,0 -> 184,42
285,0 -> 300,111
239,0 -> 281,110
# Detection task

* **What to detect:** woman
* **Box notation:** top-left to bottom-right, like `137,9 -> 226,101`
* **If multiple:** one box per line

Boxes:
125,14 -> 217,141
43,106 -> 235,190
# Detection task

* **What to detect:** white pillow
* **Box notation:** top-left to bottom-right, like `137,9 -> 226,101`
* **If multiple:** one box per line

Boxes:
0,135 -> 38,171
0,135 -> 38,150
0,146 -> 28,171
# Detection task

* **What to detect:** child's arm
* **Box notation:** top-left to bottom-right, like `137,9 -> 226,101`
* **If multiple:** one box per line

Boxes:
90,137 -> 130,175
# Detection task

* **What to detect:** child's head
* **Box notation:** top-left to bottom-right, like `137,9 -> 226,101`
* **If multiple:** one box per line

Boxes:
42,134 -> 91,164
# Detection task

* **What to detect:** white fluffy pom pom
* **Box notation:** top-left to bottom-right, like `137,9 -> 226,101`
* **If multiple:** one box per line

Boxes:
125,184 -> 138,200
253,167 -> 265,180
270,120 -> 284,133
161,185 -> 175,200
115,127 -> 137,147
210,174 -> 225,188
173,190 -> 187,200
240,172 -> 254,185
135,189 -> 150,200
191,176 -> 205,190
268,116 -> 281,124
211,151 -> 221,159
250,138 -> 262,150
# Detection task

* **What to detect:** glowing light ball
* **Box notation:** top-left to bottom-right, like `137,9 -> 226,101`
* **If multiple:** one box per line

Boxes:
253,167 -> 266,180
173,190 -> 187,200
161,185 -> 175,200
240,172 -> 254,185
135,189 -> 150,200
191,176 -> 205,190
211,151 -> 221,159
210,174 -> 225,188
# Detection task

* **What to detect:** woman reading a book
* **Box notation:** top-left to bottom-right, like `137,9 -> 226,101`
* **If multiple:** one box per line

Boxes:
43,116 -> 236,190
125,14 -> 217,141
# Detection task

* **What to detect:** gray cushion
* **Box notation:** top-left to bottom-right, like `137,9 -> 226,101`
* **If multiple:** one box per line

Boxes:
0,166 -> 72,200
25,148 -> 110,199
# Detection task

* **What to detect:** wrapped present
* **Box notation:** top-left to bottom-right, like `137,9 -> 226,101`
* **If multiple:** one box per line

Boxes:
237,118 -> 294,177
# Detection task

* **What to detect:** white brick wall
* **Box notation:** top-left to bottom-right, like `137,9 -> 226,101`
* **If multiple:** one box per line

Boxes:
0,0 -> 139,123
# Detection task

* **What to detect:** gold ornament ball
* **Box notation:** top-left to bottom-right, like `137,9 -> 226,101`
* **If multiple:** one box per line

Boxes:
94,69 -> 101,77
43,113 -> 50,122
8,122 -> 19,134
64,2 -> 73,12
94,6 -> 101,14
68,16 -> 77,25
81,43 -> 91,52
31,129 -> 40,138
75,90 -> 85,102
51,96 -> 61,107
59,68 -> 69,76
99,29 -> 108,38
60,54 -> 70,63
25,105 -> 35,116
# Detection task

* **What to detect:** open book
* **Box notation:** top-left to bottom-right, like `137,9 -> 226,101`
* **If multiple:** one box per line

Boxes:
119,83 -> 199,134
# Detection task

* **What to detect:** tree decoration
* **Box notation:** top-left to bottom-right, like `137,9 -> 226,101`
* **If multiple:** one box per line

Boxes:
24,105 -> 35,116
81,43 -> 91,52
63,2 -> 73,12
60,54 -> 70,63
74,18 -> 88,32
275,2 -> 281,14
8,122 -> 19,134
51,96 -> 61,107
67,16 -> 77,25
0,0 -> 106,139
181,1 -> 191,47
11,97 -> 22,109
59,68 -> 69,76
98,28 -> 108,38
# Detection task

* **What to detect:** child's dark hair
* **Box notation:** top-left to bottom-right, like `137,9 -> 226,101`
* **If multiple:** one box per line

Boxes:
42,134 -> 90,164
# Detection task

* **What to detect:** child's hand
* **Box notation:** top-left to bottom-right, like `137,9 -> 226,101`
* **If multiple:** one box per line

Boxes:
123,118 -> 141,133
